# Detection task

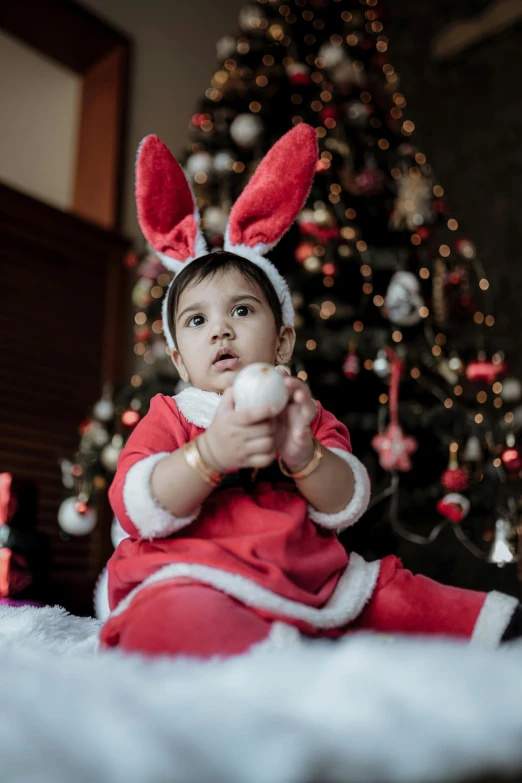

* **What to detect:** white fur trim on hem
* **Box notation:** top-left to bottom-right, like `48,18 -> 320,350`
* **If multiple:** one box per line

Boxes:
108,553 -> 381,630
122,453 -> 201,539
308,449 -> 371,532
470,590 -> 519,647
174,387 -> 221,429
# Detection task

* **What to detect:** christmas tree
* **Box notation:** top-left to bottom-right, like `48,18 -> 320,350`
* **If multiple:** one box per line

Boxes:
60,0 -> 521,598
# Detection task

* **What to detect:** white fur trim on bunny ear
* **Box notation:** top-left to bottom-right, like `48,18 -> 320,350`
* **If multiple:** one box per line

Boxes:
223,229 -> 295,326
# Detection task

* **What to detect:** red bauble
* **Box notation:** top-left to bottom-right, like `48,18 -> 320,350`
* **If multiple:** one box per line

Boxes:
322,263 -> 336,276
355,167 -> 385,197
320,106 -> 338,123
343,351 -> 360,380
121,410 -> 140,428
501,448 -> 522,473
295,242 -> 315,264
465,360 -> 507,384
436,493 -> 470,524
286,64 -> 311,86
417,226 -> 430,240
75,501 -> 89,515
432,200 -> 445,213
441,466 -> 469,492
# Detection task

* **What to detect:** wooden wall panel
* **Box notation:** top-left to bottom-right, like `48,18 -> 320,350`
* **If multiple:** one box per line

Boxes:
0,183 -> 129,614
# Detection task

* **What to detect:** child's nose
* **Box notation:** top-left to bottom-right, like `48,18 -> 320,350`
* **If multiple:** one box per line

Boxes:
210,318 -> 234,341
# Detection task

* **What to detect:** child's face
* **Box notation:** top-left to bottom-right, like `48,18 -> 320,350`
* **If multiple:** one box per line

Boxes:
171,269 -> 295,394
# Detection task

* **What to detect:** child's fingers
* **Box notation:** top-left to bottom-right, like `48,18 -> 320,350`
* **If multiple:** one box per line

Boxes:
219,386 -> 235,410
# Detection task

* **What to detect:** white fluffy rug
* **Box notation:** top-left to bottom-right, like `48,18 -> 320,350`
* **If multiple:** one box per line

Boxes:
2,604 -> 522,783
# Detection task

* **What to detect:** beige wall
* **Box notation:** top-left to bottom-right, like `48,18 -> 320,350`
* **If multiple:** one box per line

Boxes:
81,0 -> 245,243
0,29 -> 81,211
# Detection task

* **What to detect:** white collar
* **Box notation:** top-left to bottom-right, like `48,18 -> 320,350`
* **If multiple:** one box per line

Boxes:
173,387 -> 221,429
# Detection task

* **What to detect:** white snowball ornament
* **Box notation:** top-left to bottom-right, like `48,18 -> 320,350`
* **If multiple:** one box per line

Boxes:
318,42 -> 346,69
230,114 -> 263,148
238,4 -> 265,32
58,497 -> 97,536
101,436 -> 123,471
501,378 -> 522,404
185,152 -> 213,177
203,206 -> 228,234
93,396 -> 114,422
216,35 -> 236,61
213,150 -> 234,173
384,271 -> 424,326
233,363 -> 289,415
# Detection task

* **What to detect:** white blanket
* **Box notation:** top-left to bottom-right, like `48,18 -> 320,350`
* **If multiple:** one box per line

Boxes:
1,604 -> 522,783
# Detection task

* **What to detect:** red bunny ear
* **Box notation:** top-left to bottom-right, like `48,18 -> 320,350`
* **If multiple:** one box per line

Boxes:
136,135 -> 206,266
226,124 -> 318,250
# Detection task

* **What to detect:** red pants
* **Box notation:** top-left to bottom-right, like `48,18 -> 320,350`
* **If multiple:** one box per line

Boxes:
105,562 -> 487,659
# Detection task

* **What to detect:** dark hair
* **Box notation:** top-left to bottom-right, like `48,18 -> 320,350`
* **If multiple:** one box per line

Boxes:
166,250 -> 284,346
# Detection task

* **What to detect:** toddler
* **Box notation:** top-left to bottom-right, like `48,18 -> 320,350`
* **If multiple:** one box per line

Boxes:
100,125 -> 521,657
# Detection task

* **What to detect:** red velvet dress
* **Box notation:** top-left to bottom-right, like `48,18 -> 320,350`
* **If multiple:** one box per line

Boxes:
99,388 -> 517,655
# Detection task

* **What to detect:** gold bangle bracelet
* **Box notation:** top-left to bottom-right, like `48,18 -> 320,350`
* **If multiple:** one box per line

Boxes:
278,437 -> 324,481
182,438 -> 223,488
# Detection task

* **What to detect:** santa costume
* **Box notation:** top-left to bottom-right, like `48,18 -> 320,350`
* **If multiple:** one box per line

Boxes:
100,125 -> 520,657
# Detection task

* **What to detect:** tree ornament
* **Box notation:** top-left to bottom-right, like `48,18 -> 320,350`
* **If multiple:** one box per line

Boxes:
500,446 -> 522,473
232,363 -> 289,415
318,42 -> 346,69
501,378 -> 522,403
58,497 -> 97,536
121,410 -> 140,429
466,358 -> 507,384
295,241 -> 316,265
389,164 -> 434,232
80,420 -> 109,449
93,393 -> 115,423
384,271 -> 424,326
353,165 -> 385,198
213,150 -> 235,173
436,493 -> 470,524
203,206 -> 228,234
216,35 -> 236,61
238,4 -> 266,33
285,63 -> 311,86
345,101 -> 371,126
441,444 -> 469,492
372,348 -> 417,471
463,435 -> 482,463
230,114 -> 263,148
343,342 -> 360,380
373,348 -> 390,380
487,518 -> 518,567
185,151 -> 213,177
454,237 -> 476,259
331,58 -> 365,87
101,435 -> 123,472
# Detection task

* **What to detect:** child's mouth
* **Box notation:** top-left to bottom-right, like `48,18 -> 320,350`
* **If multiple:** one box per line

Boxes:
213,356 -> 240,370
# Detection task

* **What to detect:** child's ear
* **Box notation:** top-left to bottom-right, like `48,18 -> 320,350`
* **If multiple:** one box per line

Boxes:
277,324 -> 296,365
171,349 -> 190,383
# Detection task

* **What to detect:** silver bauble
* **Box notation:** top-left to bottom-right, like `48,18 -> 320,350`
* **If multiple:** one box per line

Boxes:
318,42 -> 346,69
203,206 -> 228,234
230,114 -> 263,148
501,378 -> 522,404
213,150 -> 234,173
185,152 -> 213,177
58,497 -> 97,536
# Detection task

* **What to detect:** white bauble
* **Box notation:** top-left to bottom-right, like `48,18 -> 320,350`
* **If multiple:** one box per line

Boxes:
58,497 -> 97,536
92,397 -> 114,422
101,443 -> 122,472
233,363 -> 289,415
230,114 -> 263,148
384,271 -> 424,326
111,516 -> 129,549
213,150 -> 234,173
501,378 -> 522,403
463,436 -> 482,463
203,206 -> 228,234
89,421 -> 110,448
93,567 -> 110,621
238,4 -> 265,32
216,35 -> 236,60
318,42 -> 346,69
185,152 -> 213,177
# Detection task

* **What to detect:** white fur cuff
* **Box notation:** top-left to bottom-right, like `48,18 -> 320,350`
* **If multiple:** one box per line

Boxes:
470,590 -> 519,647
308,448 -> 371,532
122,453 -> 201,539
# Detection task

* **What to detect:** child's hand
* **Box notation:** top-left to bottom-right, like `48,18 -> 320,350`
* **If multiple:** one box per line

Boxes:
199,387 -> 280,472
275,367 -> 317,474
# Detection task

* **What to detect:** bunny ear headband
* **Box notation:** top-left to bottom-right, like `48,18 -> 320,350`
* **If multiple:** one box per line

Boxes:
135,123 -> 318,351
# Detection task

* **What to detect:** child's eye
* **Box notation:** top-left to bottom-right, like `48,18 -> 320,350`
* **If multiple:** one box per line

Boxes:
187,314 -> 205,327
233,304 -> 253,317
